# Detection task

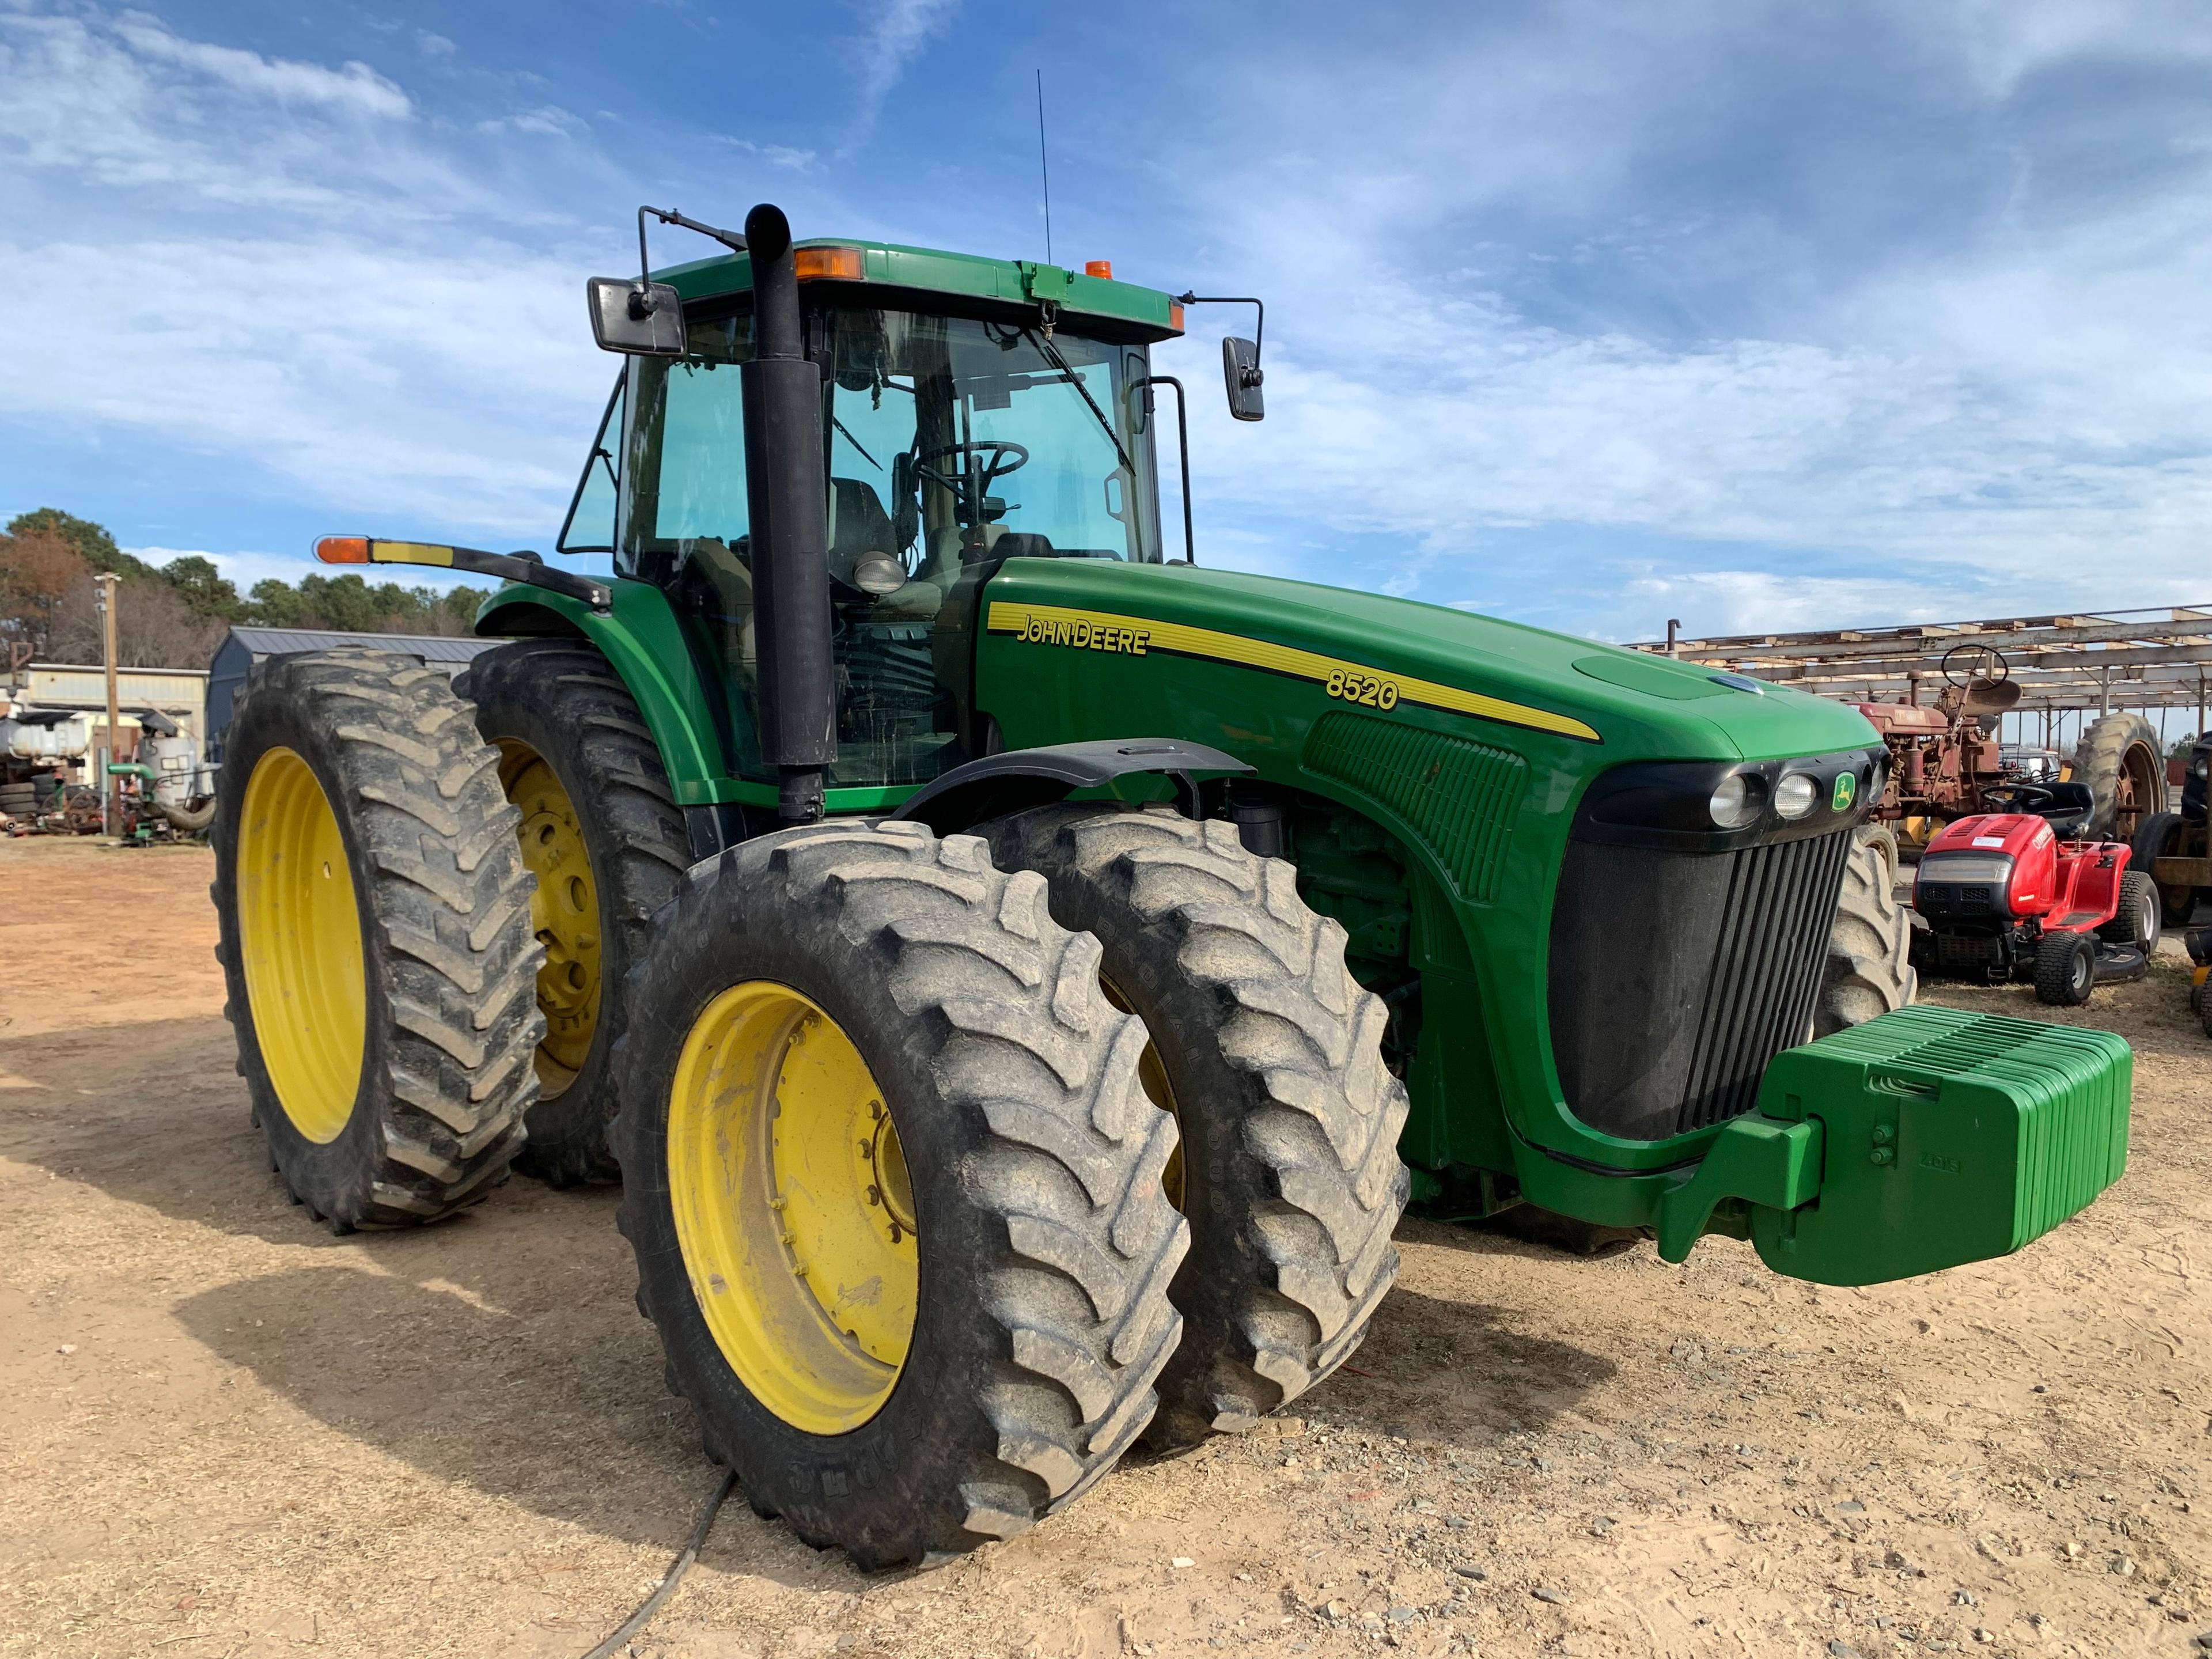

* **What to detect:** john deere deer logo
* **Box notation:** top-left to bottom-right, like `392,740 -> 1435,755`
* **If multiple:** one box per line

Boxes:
1833,772 -> 1857,812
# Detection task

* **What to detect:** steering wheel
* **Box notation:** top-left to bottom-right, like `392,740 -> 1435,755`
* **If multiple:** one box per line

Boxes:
1941,643 -> 2010,690
915,441 -> 1029,522
1979,782 -> 2055,815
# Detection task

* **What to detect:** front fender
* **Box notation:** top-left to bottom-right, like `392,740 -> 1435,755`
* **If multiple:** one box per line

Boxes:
476,580 -> 728,804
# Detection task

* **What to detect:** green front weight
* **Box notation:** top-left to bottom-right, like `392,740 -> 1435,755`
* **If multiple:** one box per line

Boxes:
1657,1006 -> 2131,1286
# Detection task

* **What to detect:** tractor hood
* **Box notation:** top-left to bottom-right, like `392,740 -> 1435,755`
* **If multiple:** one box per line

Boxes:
983,559 -> 1878,768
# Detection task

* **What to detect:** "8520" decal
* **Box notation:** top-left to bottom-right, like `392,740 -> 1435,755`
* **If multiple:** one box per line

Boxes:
1325,669 -> 1400,710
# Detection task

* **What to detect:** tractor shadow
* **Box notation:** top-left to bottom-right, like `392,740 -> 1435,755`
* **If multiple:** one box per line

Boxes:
0,1015 -> 868,1584
1290,1275 -> 1620,1453
169,1230 -> 891,1589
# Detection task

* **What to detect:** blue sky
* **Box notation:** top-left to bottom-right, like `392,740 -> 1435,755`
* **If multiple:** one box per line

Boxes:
5,0 -> 2211,642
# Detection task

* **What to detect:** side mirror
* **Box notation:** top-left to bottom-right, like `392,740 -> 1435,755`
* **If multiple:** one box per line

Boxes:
1222,336 -> 1264,422
588,276 -> 686,356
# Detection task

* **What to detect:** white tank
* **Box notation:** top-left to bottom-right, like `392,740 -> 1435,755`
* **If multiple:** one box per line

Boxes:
144,734 -> 203,806
0,714 -> 90,764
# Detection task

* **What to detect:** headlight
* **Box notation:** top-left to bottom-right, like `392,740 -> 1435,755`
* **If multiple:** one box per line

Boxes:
1774,772 -> 1818,819
1708,773 -> 1759,828
1919,853 -> 2013,885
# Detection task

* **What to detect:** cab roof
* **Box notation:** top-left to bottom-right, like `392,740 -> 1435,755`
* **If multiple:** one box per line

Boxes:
653,237 -> 1186,343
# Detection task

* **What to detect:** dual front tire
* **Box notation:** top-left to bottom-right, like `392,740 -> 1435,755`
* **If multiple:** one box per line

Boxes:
613,821 -> 1191,1566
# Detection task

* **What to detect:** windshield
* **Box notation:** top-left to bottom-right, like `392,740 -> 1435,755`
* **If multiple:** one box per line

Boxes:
824,309 -> 1161,579
614,304 -> 1160,791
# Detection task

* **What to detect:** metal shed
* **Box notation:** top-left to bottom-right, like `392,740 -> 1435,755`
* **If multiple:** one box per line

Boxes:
207,627 -> 502,751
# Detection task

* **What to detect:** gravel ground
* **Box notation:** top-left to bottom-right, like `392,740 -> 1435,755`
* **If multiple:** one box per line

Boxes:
1,835 -> 2206,1659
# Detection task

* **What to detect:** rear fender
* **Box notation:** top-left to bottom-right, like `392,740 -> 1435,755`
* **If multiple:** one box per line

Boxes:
475,584 -> 727,804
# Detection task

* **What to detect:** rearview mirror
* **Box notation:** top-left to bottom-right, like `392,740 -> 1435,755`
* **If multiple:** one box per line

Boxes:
1222,336 -> 1264,422
588,276 -> 687,356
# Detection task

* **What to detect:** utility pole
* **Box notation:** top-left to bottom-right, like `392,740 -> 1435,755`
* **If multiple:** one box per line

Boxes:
96,573 -> 120,838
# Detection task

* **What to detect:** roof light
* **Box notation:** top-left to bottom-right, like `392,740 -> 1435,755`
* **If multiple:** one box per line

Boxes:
1085,260 -> 1113,279
315,536 -> 369,564
793,245 -> 863,282
1168,302 -> 1185,332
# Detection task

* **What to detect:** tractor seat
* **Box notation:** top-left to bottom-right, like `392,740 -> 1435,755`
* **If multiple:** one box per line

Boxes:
2033,781 -> 2095,838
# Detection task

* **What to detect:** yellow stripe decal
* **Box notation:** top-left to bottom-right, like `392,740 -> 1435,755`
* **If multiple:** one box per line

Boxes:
372,540 -> 456,567
986,601 -> 1601,744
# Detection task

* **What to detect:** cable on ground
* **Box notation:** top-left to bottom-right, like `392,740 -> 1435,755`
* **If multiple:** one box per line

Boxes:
579,1468 -> 738,1659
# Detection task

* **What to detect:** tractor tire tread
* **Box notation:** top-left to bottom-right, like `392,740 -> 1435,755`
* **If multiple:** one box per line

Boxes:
2033,930 -> 2094,1006
458,640 -> 692,1188
2073,712 -> 2168,840
214,650 -> 543,1229
986,804 -> 1410,1452
612,821 -> 1189,1567
1817,824 -> 1916,1036
2098,869 -> 2160,949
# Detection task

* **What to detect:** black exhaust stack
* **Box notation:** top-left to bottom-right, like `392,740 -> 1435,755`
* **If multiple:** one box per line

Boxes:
741,203 -> 835,824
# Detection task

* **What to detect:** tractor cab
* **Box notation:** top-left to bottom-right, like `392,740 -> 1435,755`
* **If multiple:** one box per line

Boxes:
552,231 -> 1188,800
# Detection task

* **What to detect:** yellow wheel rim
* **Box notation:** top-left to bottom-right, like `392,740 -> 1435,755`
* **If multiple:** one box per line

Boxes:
236,747 -> 366,1143
499,743 -> 601,1095
667,982 -> 917,1434
1101,974 -> 1184,1210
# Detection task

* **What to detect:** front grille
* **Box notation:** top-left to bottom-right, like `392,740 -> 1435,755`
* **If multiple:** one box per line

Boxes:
1549,827 -> 1853,1142
1917,881 -> 1999,919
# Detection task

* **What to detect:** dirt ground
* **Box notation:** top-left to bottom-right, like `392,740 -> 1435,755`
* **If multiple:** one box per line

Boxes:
2,835 -> 2207,1659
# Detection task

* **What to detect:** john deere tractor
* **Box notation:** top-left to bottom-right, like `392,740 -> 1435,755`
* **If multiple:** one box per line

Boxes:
211,204 -> 2131,1568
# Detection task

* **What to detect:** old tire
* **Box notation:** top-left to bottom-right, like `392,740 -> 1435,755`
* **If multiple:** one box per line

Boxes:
984,805 -> 1411,1452
2033,931 -> 2096,1007
2073,713 -> 2168,842
2130,811 -> 2194,929
613,820 -> 1189,1567
213,649 -> 541,1230
1816,824 -> 1916,1036
459,641 -> 691,1187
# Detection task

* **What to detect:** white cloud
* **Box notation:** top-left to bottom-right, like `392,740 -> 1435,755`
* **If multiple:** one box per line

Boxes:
111,12 -> 411,118
0,8 -> 624,540
417,31 -> 455,59
850,0 -> 959,133
713,135 -> 819,172
478,104 -> 589,139
7,234 -> 607,530
1146,0 -> 2212,636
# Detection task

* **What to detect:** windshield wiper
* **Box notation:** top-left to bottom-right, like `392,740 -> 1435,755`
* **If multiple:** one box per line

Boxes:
1022,329 -> 1135,478
831,414 -> 881,471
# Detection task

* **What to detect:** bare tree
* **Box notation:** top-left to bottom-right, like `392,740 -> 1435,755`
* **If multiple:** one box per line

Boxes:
48,573 -> 230,669
0,530 -> 90,659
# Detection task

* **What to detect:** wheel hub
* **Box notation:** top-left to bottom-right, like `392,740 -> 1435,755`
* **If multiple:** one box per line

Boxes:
1102,973 -> 1184,1210
234,747 -> 366,1143
500,746 -> 601,1085
667,983 -> 918,1433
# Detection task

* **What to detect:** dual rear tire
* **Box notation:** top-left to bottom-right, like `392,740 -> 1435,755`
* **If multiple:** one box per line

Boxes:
213,650 -> 541,1229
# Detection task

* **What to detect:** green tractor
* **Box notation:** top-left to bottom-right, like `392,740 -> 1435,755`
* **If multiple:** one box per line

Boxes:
211,203 -> 2131,1567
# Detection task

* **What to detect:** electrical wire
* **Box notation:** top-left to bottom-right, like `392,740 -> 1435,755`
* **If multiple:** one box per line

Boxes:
578,1469 -> 737,1659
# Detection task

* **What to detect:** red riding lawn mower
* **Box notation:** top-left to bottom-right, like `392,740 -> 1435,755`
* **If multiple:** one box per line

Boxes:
1910,780 -> 2161,1006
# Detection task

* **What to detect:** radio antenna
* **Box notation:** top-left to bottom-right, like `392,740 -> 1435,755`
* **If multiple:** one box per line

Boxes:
1035,70 -> 1054,265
